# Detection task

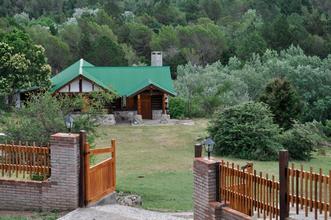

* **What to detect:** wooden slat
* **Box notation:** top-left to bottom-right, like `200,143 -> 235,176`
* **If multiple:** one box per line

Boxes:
305,172 -> 309,217
310,167 -> 313,212
324,176 -> 328,220
319,169 -> 323,215
329,170 -> 331,217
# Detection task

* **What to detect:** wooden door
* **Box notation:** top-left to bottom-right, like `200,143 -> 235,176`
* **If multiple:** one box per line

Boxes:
141,94 -> 152,119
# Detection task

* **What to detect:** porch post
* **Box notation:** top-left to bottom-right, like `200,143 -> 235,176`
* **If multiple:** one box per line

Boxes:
162,93 -> 166,114
137,94 -> 142,115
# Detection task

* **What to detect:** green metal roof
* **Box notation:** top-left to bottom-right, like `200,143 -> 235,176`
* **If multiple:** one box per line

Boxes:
50,59 -> 176,96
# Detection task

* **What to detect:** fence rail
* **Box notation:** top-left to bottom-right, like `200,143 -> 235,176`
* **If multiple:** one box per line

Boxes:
0,143 -> 50,180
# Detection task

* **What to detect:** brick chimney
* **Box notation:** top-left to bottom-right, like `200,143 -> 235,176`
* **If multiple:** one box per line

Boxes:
151,51 -> 163,66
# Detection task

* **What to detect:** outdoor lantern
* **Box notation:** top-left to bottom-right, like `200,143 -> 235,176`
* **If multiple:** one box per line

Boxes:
203,137 -> 215,160
65,113 -> 74,133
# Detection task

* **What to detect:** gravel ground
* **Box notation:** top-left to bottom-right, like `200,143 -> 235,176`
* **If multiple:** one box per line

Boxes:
59,204 -> 193,220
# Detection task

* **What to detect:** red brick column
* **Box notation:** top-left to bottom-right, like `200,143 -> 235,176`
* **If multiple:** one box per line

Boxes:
42,133 -> 81,210
193,158 -> 223,220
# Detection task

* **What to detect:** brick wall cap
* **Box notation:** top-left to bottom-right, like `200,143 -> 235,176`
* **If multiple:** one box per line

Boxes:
0,178 -> 44,185
51,133 -> 79,138
194,157 -> 219,165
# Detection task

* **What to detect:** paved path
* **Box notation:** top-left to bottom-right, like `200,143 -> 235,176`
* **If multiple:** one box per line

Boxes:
59,205 -> 193,220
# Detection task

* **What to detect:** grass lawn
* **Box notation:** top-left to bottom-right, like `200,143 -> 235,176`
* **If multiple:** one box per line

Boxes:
95,119 -> 331,212
94,119 -> 208,211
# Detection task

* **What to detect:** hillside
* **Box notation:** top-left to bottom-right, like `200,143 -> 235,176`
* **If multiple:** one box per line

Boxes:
0,0 -> 330,75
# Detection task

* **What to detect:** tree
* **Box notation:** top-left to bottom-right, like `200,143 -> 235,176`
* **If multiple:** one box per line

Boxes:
263,15 -> 293,51
0,29 -> 51,101
27,25 -> 71,73
86,36 -> 127,66
259,78 -> 302,129
208,102 -> 282,160
232,10 -> 267,60
126,22 -> 153,59
201,0 -> 222,22
153,0 -> 186,25
177,18 -> 227,65
179,0 -> 204,23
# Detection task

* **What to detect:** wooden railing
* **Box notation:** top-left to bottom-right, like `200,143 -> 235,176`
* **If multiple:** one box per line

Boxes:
220,161 -> 280,219
0,143 -> 50,180
288,163 -> 331,220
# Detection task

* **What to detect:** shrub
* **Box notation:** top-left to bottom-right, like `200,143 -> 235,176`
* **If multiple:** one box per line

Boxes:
323,120 -> 331,137
259,78 -> 302,130
1,92 -> 110,144
280,121 -> 323,160
208,102 -> 282,160
169,97 -> 185,119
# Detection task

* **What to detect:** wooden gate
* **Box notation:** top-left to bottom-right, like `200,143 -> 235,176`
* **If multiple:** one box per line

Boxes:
80,132 -> 116,206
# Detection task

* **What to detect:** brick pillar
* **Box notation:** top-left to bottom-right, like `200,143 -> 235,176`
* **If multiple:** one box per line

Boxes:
42,133 -> 80,211
193,158 -> 222,220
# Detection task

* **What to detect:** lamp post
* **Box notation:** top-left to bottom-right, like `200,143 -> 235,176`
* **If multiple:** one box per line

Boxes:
65,113 -> 74,134
203,137 -> 215,160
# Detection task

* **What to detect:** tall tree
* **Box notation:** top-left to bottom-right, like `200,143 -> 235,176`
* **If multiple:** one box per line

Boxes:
86,36 -> 128,66
0,29 -> 51,101
259,78 -> 302,129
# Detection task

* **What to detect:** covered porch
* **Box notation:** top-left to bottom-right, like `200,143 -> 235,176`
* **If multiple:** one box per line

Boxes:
113,84 -> 171,121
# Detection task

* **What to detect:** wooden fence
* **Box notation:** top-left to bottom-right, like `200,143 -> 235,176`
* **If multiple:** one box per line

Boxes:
0,143 -> 50,180
220,161 -> 280,219
219,156 -> 331,220
288,163 -> 331,220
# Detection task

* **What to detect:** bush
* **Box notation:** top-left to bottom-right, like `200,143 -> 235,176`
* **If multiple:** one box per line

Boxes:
169,97 -> 185,119
280,121 -> 323,160
323,120 -> 331,137
1,92 -> 110,144
208,102 -> 282,160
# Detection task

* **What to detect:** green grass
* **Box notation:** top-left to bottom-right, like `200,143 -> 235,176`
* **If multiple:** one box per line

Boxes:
94,119 -> 331,212
95,119 -> 208,211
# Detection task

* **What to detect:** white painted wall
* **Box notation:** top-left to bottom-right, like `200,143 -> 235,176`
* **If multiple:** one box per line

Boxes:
82,80 -> 93,92
70,79 -> 80,92
58,78 -> 102,93
59,85 -> 69,92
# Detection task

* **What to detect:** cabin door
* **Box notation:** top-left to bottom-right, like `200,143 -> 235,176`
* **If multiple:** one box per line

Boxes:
141,94 -> 152,119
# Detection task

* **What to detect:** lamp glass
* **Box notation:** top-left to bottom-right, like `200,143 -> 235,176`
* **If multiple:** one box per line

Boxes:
65,114 -> 74,130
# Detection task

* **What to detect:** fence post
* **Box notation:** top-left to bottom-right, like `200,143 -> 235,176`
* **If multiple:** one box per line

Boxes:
84,134 -> 90,206
215,161 -> 220,202
279,150 -> 289,220
111,139 -> 116,188
195,143 -> 202,158
79,130 -> 86,207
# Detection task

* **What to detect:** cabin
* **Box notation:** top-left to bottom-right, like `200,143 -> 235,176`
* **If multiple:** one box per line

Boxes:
50,53 -> 176,122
